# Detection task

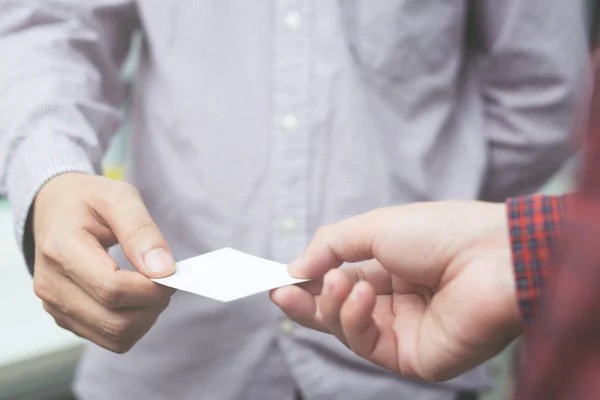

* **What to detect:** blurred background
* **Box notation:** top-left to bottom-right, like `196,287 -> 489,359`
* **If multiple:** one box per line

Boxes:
0,2 -> 596,399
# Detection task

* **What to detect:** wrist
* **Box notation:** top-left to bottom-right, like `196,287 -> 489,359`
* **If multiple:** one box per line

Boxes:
5,134 -> 95,257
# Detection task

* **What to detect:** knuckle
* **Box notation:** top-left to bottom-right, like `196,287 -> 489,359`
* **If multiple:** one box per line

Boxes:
123,219 -> 154,244
100,314 -> 134,342
353,268 -> 366,284
95,274 -> 125,308
43,304 -> 71,331
41,297 -> 71,320
33,276 -> 50,301
314,225 -> 341,260
36,233 -> 61,261
314,224 -> 337,247
37,232 -> 80,270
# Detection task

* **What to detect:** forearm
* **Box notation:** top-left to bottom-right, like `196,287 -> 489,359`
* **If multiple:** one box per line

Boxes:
0,1 -> 137,267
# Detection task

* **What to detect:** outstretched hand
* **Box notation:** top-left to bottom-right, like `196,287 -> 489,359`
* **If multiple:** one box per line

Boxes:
271,201 -> 522,381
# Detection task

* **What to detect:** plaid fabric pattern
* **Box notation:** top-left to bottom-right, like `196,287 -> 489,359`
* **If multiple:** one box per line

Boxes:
513,54 -> 600,399
507,194 -> 568,326
513,195 -> 600,400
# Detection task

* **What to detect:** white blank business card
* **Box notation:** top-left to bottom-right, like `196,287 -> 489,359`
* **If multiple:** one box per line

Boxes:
152,248 -> 308,302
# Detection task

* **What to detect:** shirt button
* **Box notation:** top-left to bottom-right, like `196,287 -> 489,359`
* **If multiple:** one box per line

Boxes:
280,319 -> 294,334
281,114 -> 299,132
283,12 -> 302,31
282,217 -> 298,232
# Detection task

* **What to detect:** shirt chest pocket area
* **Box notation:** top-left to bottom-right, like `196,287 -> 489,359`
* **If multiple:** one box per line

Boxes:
338,0 -> 467,83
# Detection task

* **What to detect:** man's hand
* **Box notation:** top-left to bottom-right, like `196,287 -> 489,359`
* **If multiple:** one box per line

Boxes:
32,173 -> 175,353
271,201 -> 522,381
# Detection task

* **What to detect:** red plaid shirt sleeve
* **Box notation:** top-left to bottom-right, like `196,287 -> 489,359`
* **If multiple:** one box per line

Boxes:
507,194 -> 570,326
510,27 -> 600,400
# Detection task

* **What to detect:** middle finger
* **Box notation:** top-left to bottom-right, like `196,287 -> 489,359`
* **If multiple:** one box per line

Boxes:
53,273 -> 169,342
319,269 -> 353,343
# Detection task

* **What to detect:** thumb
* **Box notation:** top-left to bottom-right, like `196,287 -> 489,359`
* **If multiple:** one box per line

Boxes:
95,184 -> 175,278
288,208 -> 391,279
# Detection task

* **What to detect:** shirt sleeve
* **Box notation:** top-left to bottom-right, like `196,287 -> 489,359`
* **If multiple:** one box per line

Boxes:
507,194 -> 570,326
0,1 -> 138,270
473,0 -> 590,201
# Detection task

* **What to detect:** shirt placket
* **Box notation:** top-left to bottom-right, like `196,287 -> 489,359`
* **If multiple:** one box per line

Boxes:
270,0 -> 310,264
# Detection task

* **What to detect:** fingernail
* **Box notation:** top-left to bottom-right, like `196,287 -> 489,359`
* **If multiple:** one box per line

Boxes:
143,248 -> 174,274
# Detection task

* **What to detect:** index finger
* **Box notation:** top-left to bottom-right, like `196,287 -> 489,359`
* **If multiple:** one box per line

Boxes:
90,183 -> 175,278
60,230 -> 173,308
288,208 -> 391,279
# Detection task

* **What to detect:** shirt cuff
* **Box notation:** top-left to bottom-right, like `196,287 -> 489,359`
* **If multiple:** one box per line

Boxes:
5,134 -> 97,272
507,194 -> 569,327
